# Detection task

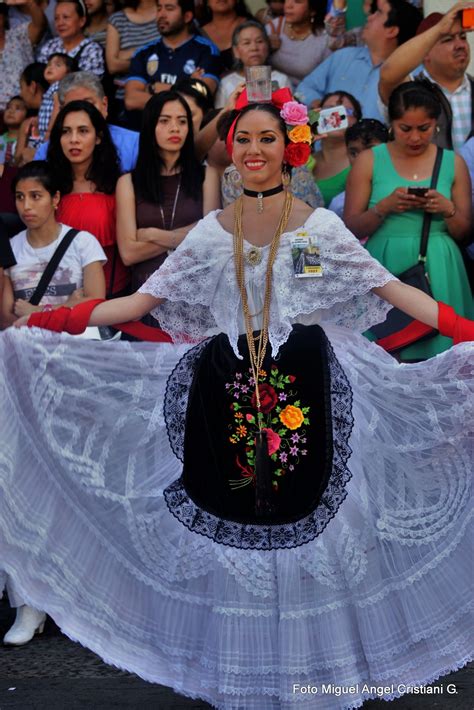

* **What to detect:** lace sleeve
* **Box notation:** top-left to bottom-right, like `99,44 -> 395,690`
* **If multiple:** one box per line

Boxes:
139,208 -> 397,352
274,208 -> 397,333
138,212 -> 233,343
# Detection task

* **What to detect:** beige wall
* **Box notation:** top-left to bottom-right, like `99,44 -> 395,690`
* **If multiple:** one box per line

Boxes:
424,0 -> 474,74
247,0 -> 265,16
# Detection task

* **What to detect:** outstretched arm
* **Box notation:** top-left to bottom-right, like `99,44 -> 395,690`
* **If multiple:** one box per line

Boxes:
88,292 -> 161,327
373,280 -> 438,328
15,291 -> 162,329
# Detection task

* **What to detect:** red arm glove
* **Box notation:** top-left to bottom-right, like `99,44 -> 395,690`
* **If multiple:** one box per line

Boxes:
27,299 -> 173,343
438,302 -> 474,344
27,299 -> 105,333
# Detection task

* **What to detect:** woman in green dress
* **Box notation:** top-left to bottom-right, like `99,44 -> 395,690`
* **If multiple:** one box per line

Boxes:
344,82 -> 472,361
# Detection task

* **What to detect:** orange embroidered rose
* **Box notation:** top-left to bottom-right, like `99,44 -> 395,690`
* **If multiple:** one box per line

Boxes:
279,405 -> 304,430
288,124 -> 312,144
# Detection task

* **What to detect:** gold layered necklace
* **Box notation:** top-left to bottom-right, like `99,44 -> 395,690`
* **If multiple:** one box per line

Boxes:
233,191 -> 294,414
286,22 -> 312,41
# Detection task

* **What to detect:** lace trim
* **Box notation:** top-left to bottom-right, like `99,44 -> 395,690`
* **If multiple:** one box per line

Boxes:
164,338 -> 354,550
164,339 -> 211,462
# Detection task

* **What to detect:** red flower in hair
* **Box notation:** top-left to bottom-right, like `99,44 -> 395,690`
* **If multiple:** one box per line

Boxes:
283,142 -> 311,167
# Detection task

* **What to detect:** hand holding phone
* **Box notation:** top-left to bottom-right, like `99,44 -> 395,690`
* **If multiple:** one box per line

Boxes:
316,105 -> 349,135
407,187 -> 428,198
462,8 -> 474,29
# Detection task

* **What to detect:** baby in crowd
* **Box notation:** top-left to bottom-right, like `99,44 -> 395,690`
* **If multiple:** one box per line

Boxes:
328,118 -> 389,218
0,97 -> 28,174
38,53 -> 78,143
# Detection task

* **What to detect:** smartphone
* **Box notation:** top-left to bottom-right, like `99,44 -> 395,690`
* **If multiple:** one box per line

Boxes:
317,105 -> 349,134
407,187 -> 428,197
461,8 -> 474,29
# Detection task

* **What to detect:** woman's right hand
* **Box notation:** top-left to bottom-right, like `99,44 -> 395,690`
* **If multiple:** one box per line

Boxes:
376,188 -> 427,215
13,315 -> 30,328
268,33 -> 282,51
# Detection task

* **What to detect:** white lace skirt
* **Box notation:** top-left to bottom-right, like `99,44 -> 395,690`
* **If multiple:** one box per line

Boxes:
0,325 -> 472,710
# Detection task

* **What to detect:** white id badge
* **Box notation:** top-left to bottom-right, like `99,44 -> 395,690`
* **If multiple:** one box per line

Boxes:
291,233 -> 323,278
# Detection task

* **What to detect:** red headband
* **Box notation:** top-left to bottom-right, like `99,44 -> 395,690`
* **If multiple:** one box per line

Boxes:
225,87 -> 294,158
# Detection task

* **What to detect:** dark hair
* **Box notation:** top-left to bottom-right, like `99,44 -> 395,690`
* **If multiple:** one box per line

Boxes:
200,107 -> 220,129
12,161 -> 60,197
201,0 -> 250,24
320,91 -> 363,122
307,0 -> 326,31
345,119 -> 389,147
388,81 -> 441,122
384,0 -> 422,46
132,91 -> 205,204
56,0 -> 88,18
46,52 -> 78,73
174,77 -> 214,117
47,100 -> 121,194
6,95 -> 27,110
123,0 -> 141,10
0,4 -> 10,31
174,0 -> 195,18
21,63 -> 50,93
217,102 -> 289,144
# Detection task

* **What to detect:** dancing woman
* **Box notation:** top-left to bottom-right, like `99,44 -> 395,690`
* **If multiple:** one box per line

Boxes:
0,90 -> 472,709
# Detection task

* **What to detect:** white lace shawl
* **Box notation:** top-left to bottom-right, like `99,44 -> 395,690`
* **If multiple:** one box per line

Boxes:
139,208 -> 397,356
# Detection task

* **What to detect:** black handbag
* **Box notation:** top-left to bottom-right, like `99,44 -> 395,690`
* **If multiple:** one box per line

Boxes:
370,147 -> 443,350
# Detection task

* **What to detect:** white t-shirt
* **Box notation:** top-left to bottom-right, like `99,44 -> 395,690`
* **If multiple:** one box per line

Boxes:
215,69 -> 292,108
6,224 -> 107,306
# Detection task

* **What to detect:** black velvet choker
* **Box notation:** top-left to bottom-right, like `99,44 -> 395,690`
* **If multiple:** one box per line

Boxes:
243,185 -> 284,199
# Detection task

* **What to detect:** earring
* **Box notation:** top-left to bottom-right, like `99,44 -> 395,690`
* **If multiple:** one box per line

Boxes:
436,126 -> 440,134
388,126 -> 394,139
282,170 -> 291,188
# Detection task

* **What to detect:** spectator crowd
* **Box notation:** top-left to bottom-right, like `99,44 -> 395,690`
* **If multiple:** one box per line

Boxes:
0,0 -> 473,362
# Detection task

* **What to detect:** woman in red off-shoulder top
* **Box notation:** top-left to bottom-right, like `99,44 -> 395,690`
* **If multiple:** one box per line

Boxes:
48,98 -> 129,296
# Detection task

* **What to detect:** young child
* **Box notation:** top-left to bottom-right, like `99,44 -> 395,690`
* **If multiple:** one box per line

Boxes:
0,96 -> 27,174
38,53 -> 77,143
15,63 -> 50,166
329,118 -> 389,219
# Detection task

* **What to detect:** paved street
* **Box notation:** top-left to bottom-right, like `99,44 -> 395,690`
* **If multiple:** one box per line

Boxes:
0,596 -> 472,709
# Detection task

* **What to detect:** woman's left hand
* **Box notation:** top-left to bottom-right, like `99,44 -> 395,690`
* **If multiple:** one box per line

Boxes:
13,299 -> 41,317
424,189 -> 455,217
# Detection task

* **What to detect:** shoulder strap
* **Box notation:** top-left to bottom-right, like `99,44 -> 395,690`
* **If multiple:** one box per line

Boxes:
29,229 -> 79,306
73,40 -> 93,65
418,147 -> 443,262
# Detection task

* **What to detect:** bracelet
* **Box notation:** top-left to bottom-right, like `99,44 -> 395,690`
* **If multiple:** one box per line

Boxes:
443,205 -> 456,219
372,205 -> 385,220
42,303 -> 54,312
